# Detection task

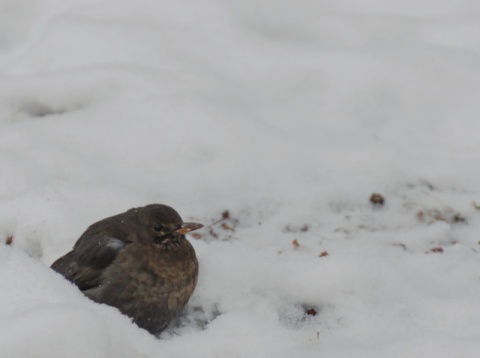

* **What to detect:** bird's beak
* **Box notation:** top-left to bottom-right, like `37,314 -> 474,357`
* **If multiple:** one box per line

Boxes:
175,222 -> 203,235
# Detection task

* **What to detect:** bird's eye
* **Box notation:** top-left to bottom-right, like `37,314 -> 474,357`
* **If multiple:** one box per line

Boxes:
153,224 -> 163,233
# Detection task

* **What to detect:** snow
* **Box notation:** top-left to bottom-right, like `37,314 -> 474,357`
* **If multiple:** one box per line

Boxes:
1,0 -> 480,356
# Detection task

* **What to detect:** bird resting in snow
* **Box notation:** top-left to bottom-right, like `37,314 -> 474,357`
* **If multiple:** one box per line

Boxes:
51,204 -> 202,335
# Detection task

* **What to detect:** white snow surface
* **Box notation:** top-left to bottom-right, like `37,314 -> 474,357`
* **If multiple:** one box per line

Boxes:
1,0 -> 480,357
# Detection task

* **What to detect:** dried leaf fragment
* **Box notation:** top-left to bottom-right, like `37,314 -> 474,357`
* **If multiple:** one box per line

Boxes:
452,214 -> 466,223
221,210 -> 230,220
5,235 -> 13,245
221,223 -> 234,231
430,247 -> 444,253
305,308 -> 317,316
417,209 -> 466,225
319,251 -> 328,257
370,193 -> 385,206
292,239 -> 300,248
190,232 -> 202,240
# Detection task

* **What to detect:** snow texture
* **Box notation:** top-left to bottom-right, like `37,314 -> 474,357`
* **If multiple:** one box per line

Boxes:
1,0 -> 480,357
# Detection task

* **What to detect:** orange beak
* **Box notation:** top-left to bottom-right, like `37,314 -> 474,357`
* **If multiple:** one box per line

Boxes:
175,222 -> 203,235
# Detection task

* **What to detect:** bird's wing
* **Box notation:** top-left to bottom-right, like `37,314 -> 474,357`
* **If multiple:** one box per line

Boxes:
51,236 -> 127,291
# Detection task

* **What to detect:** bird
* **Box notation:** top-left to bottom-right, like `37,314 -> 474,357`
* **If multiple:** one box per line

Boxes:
50,204 -> 203,335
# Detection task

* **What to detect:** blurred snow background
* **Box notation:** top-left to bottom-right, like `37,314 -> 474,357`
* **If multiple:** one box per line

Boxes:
1,0 -> 480,357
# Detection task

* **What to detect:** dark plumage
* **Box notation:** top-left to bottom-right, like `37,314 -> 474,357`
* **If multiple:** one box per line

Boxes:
51,204 -> 202,335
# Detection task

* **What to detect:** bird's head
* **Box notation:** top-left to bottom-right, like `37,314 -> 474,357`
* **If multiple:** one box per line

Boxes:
137,204 -> 203,243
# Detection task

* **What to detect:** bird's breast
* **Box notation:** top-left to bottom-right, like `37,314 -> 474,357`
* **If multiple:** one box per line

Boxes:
118,241 -> 197,284
98,240 -> 198,308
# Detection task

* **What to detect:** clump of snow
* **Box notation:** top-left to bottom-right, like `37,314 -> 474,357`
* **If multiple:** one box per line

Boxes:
1,0 -> 480,357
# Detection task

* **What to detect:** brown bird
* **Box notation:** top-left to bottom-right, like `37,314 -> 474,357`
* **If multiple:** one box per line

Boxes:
51,204 -> 202,335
